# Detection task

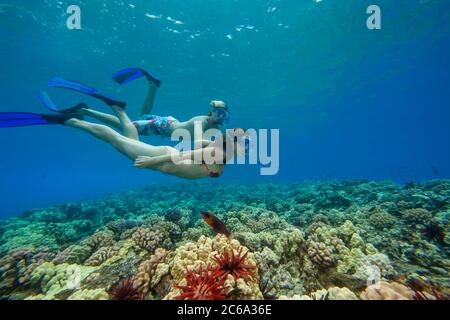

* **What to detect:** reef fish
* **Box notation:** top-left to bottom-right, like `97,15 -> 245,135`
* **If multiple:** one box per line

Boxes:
200,212 -> 231,237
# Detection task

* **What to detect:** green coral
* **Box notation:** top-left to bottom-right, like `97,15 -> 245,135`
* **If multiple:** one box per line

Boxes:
401,208 -> 433,225
67,288 -> 109,300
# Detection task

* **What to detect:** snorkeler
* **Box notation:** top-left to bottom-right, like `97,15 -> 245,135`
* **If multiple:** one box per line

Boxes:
0,76 -> 247,180
45,68 -> 230,138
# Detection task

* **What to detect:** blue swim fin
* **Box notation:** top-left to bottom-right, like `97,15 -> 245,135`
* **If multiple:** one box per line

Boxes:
38,91 -> 59,113
0,112 -> 78,128
47,77 -> 127,109
38,91 -> 88,115
112,68 -> 161,87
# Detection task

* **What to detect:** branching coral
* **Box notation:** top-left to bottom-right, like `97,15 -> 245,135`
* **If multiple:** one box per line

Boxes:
175,263 -> 228,300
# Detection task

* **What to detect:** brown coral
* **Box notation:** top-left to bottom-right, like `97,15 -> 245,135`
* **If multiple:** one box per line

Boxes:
0,248 -> 56,291
106,220 -> 141,237
84,230 -> 115,251
85,247 -> 116,266
360,281 -> 414,300
368,208 -> 396,229
131,228 -> 164,253
307,242 -> 335,268
133,248 -> 169,296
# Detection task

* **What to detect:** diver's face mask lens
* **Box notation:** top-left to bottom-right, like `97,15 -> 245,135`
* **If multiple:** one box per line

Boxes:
212,108 -> 230,124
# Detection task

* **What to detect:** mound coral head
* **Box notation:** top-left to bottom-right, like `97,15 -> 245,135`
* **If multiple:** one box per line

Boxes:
175,263 -> 228,300
213,247 -> 257,281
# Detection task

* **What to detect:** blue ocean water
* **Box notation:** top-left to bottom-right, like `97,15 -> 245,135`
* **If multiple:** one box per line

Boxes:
0,0 -> 449,217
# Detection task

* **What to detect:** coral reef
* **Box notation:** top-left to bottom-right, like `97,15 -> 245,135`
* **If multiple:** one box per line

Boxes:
134,248 -> 169,297
109,278 -> 143,300
0,180 -> 448,300
162,234 -> 262,300
212,247 -> 257,281
67,288 -> 109,300
131,227 -> 165,253
175,263 -> 228,300
360,281 -> 414,300
85,247 -> 117,266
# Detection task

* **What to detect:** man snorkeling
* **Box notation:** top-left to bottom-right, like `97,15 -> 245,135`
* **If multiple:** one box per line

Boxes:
0,69 -> 248,180
61,68 -> 230,139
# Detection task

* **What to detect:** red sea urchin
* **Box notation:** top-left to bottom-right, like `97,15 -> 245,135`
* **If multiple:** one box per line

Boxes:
175,263 -> 228,300
109,278 -> 144,300
213,247 -> 257,281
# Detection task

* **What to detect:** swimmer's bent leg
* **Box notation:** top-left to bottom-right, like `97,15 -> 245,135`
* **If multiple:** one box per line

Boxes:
79,108 -> 122,130
111,105 -> 139,141
79,108 -> 139,141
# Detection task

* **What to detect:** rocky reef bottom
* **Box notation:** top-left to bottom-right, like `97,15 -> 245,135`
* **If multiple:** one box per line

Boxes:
0,180 -> 448,300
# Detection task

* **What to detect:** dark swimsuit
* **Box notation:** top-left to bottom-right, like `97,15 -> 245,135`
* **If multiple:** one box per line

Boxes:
202,161 -> 221,178
202,140 -> 227,178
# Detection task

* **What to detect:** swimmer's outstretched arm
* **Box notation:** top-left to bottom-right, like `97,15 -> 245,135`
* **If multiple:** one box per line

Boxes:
134,146 -> 215,169
134,154 -> 174,169
194,139 -> 214,149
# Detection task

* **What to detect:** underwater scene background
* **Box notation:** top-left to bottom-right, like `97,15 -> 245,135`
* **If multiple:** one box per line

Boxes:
0,0 -> 449,300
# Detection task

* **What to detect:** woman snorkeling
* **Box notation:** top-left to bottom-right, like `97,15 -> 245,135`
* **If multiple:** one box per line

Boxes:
66,68 -> 230,138
0,71 -> 247,180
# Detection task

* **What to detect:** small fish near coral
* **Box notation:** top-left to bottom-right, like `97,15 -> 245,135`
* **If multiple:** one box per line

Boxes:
200,212 -> 231,237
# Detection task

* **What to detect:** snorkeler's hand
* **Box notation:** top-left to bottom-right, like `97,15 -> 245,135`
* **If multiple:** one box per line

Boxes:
134,156 -> 153,168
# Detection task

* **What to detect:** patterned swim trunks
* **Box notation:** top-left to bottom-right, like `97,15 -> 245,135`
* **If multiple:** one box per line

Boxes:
132,115 -> 177,137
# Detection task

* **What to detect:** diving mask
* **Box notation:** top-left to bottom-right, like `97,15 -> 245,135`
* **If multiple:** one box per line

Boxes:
213,107 -> 230,124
